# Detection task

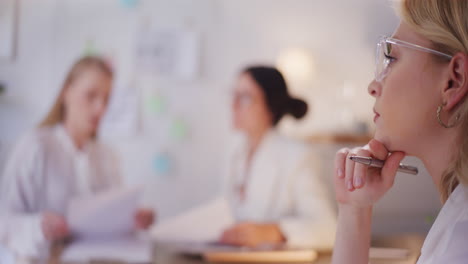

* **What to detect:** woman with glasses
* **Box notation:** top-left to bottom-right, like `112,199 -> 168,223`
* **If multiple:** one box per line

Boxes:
219,66 -> 336,249
332,0 -> 468,263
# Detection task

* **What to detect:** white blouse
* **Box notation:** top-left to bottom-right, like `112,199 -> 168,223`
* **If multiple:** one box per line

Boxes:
0,125 -> 121,259
417,184 -> 468,263
225,130 -> 337,250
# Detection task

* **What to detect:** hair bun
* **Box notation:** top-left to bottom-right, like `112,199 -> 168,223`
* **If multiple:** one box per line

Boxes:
288,98 -> 308,119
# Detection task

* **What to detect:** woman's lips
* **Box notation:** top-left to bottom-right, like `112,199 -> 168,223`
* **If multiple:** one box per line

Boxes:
373,109 -> 380,123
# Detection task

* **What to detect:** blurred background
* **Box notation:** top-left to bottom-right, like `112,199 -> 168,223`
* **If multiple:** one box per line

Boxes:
0,0 -> 440,236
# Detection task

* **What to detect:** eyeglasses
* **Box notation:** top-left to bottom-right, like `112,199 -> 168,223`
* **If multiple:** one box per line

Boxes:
233,91 -> 253,106
375,36 -> 453,82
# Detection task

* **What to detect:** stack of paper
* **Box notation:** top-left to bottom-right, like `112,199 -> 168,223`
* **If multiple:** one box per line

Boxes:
62,236 -> 153,263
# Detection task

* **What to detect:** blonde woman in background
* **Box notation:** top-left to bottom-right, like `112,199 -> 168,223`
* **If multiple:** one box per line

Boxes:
0,56 -> 154,261
332,0 -> 468,263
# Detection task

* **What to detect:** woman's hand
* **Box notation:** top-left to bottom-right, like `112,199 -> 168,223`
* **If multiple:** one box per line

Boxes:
331,139 -> 405,264
334,139 -> 405,208
134,208 -> 155,230
220,222 -> 285,248
41,212 -> 70,242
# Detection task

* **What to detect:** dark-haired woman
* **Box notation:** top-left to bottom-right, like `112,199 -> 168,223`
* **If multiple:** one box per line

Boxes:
220,66 -> 336,250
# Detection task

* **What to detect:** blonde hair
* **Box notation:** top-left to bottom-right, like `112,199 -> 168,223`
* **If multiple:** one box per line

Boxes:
40,56 -> 113,128
399,0 -> 468,202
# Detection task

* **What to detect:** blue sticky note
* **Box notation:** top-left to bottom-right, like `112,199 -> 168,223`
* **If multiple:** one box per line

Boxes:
152,153 -> 171,175
119,0 -> 139,9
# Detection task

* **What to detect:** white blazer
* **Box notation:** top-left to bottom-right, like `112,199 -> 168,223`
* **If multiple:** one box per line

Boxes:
225,130 -> 336,250
417,183 -> 468,263
0,125 -> 121,259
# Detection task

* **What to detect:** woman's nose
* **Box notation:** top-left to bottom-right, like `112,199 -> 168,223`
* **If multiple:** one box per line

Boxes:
368,79 -> 381,98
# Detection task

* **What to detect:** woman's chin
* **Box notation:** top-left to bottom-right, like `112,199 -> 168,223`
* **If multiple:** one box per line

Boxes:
373,132 -> 393,150
373,134 -> 412,155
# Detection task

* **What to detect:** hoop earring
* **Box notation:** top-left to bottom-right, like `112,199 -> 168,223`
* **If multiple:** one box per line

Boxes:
437,104 -> 460,128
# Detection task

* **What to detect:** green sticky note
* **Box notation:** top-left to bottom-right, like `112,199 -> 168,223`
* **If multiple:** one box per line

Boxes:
170,119 -> 189,140
146,95 -> 166,114
83,39 -> 98,56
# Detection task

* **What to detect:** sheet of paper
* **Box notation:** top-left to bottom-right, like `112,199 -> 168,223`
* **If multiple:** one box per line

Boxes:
67,187 -> 141,238
135,28 -> 200,80
151,197 -> 234,243
0,0 -> 15,59
62,235 -> 152,263
99,84 -> 140,140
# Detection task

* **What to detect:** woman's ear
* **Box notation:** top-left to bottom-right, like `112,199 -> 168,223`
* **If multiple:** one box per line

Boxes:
443,52 -> 468,111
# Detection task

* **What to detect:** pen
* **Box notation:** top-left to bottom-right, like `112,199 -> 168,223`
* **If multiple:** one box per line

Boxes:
349,156 -> 418,175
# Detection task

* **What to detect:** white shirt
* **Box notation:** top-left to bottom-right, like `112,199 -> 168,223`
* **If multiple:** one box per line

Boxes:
225,131 -> 337,250
417,183 -> 468,263
0,125 -> 121,259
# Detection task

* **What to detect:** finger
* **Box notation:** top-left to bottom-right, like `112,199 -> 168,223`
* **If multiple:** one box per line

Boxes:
49,218 -> 65,235
236,230 -> 249,247
141,216 -> 152,228
142,217 -> 152,228
345,151 -> 357,191
59,219 -> 68,230
381,151 -> 406,188
368,139 -> 389,160
146,212 -> 154,223
59,223 -> 69,235
220,229 -> 235,243
58,229 -> 69,238
219,231 -> 229,242
335,148 -> 349,179
136,219 -> 145,229
56,223 -> 69,237
353,149 -> 372,189
135,211 -> 143,219
225,231 -> 242,246
220,229 -> 231,240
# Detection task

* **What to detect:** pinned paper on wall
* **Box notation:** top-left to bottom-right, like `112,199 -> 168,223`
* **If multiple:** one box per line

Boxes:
0,0 -> 16,60
99,83 -> 140,140
170,118 -> 189,141
135,28 -> 200,80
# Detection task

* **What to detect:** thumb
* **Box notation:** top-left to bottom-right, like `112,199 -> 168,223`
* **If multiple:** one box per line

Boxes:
381,151 -> 406,188
368,139 -> 389,160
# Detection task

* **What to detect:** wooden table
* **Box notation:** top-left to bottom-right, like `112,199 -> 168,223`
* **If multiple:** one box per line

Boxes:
153,234 -> 424,264
45,234 -> 423,264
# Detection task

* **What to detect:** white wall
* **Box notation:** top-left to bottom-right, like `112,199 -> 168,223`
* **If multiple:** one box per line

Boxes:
0,0 -> 441,234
